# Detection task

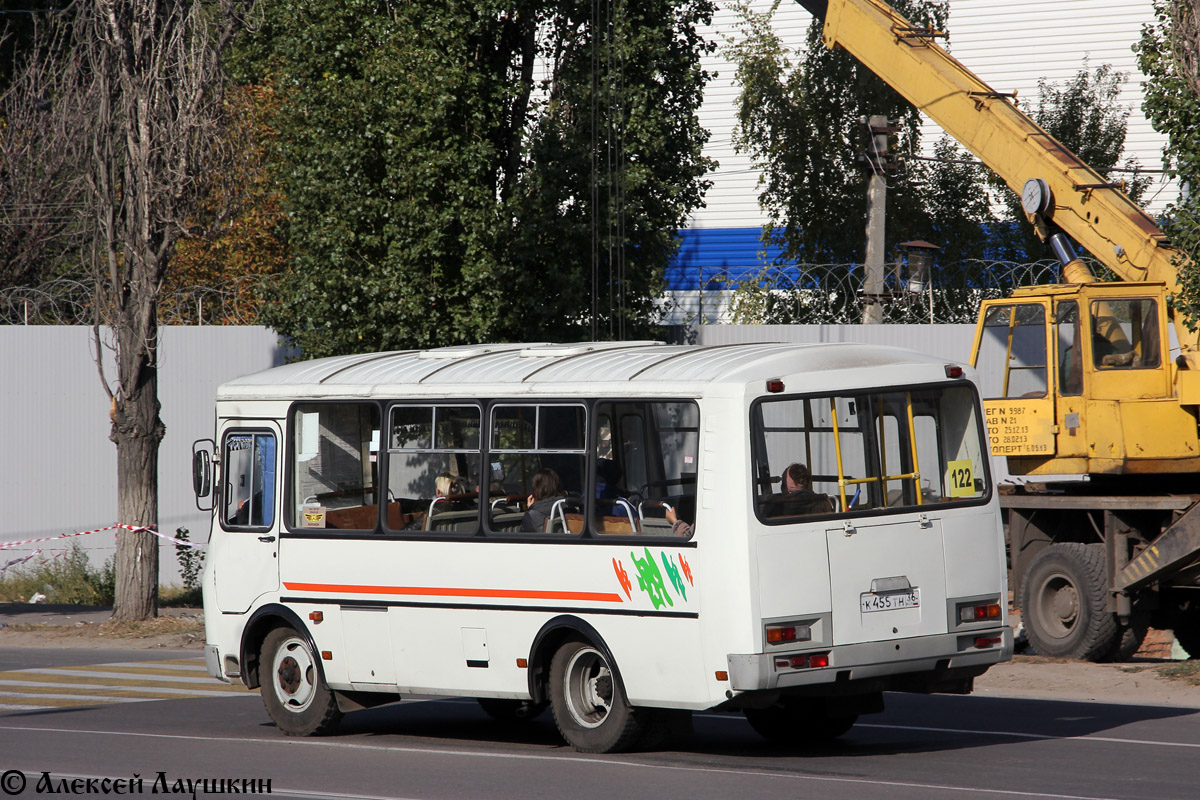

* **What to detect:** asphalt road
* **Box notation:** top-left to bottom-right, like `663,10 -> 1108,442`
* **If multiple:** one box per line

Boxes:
0,648 -> 1198,800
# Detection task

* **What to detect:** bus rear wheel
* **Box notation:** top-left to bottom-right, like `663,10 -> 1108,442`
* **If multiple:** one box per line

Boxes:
260,627 -> 342,736
549,640 -> 644,753
744,697 -> 857,745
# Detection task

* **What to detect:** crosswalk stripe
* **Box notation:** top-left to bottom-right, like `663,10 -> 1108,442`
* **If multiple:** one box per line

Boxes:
2,672 -> 248,691
50,665 -> 210,677
89,662 -> 208,672
0,658 -> 257,715
0,680 -> 239,698
0,691 -> 145,704
18,668 -> 234,685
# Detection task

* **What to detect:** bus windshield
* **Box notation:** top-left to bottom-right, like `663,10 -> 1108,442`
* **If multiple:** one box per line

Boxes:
752,384 -> 989,520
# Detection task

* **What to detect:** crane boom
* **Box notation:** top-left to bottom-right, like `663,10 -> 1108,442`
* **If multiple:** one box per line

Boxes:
795,0 -> 1198,361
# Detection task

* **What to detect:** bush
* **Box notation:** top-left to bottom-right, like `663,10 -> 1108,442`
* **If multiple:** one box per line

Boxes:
0,543 -> 115,605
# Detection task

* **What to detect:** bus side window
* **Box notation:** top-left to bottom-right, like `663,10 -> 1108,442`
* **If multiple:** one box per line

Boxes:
289,403 -> 381,531
222,431 -> 276,531
592,401 -> 699,537
489,404 -> 587,535
383,404 -> 481,534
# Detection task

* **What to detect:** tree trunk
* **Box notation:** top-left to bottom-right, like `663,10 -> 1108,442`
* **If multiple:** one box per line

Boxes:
111,335 -> 164,621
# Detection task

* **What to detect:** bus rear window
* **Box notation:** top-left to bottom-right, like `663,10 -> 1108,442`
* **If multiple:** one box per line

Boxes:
752,385 -> 988,521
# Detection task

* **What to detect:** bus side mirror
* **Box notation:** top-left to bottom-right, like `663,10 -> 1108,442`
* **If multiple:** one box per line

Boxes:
192,439 -> 215,511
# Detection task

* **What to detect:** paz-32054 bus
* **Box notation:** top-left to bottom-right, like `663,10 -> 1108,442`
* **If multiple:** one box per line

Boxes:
193,340 -> 1010,753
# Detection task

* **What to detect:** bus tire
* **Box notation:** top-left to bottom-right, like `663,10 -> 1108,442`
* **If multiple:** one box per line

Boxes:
260,627 -> 342,736
477,698 -> 546,722
1021,543 -> 1117,661
744,697 -> 856,745
549,640 -> 642,753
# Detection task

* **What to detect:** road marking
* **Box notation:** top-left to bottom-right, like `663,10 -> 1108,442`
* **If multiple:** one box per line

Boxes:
0,658 -> 251,713
0,725 -> 1133,800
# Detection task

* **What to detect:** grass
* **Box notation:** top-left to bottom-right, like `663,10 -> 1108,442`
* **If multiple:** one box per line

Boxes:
1156,661 -> 1200,686
0,543 -> 114,605
0,542 -> 203,607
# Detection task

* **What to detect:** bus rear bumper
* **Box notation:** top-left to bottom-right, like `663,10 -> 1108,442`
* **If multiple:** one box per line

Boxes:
726,627 -> 1012,693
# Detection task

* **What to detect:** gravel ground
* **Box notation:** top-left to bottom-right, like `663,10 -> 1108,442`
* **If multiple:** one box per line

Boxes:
2,603 -> 1199,708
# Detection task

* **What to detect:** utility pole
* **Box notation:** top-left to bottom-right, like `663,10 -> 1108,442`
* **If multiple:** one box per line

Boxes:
862,115 -> 891,324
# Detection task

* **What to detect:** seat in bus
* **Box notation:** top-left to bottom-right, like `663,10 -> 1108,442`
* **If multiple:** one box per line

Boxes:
425,508 -> 479,532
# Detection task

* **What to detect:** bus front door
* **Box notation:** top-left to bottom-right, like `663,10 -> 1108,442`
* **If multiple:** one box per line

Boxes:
212,421 -> 282,613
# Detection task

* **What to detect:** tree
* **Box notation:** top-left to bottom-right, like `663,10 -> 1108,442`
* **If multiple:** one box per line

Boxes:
727,0 -> 947,266
1137,0 -> 1200,322
2,0 -> 250,619
995,61 -> 1150,262
909,136 -> 999,264
163,83 -> 290,324
237,0 -> 714,357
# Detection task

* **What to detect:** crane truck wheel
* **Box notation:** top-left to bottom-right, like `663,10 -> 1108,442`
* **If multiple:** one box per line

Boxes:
1021,543 -> 1118,661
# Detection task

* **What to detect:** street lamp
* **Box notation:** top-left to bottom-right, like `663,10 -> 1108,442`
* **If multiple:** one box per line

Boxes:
898,240 -> 940,322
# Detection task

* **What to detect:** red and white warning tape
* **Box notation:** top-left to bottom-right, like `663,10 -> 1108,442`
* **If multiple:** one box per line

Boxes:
0,524 -> 204,552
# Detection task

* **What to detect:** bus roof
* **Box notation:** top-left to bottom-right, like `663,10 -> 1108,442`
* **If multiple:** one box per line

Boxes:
217,340 -> 955,400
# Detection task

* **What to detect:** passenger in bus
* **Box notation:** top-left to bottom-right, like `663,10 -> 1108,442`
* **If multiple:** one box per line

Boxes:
435,472 -> 467,498
521,468 -> 566,532
663,505 -> 693,537
767,463 -> 834,516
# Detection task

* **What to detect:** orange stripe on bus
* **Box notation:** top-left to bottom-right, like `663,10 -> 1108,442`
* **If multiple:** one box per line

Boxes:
283,582 -> 624,603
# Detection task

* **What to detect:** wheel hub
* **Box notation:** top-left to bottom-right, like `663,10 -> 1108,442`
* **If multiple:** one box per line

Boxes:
1051,583 -> 1079,627
277,655 -> 302,695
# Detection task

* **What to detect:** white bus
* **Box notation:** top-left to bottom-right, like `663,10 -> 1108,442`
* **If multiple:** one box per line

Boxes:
194,340 -> 1011,753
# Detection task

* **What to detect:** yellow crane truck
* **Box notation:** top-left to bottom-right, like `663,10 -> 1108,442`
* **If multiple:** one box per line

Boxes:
796,0 -> 1200,660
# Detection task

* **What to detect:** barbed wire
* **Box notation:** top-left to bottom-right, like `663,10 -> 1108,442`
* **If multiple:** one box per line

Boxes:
4,259 -> 1079,327
0,275 -> 272,325
661,259 -> 1076,325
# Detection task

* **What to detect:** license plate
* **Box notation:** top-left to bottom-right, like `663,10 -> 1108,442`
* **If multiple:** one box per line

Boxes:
860,589 -> 920,613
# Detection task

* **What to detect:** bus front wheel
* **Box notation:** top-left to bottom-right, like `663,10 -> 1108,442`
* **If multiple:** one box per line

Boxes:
549,640 -> 643,753
260,627 -> 342,736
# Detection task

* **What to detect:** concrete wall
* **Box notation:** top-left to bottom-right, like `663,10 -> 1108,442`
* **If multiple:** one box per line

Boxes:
1,326 -> 290,584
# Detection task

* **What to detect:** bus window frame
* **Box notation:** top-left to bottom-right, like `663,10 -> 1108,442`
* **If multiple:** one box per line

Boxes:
279,396 -> 702,546
381,400 -> 485,537
219,427 -> 278,534
749,379 -> 993,527
282,399 -> 385,535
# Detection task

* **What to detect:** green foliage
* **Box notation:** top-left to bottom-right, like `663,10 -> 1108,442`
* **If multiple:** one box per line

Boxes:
0,544 -> 115,605
238,0 -> 714,356
1137,0 -> 1200,327
728,0 -> 948,264
995,61 -> 1149,261
173,527 -> 206,594
908,137 -> 1000,264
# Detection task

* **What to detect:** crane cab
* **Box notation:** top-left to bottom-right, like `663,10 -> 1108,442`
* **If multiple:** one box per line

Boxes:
970,282 -> 1200,476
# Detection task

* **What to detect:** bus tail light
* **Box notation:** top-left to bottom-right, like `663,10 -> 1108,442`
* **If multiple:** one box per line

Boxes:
959,602 -> 1001,623
945,364 -> 964,378
765,622 -> 811,645
766,379 -> 785,393
774,652 -> 830,670
974,636 -> 1003,649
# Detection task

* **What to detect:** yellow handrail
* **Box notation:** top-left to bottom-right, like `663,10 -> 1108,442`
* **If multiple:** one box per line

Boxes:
905,392 -> 923,506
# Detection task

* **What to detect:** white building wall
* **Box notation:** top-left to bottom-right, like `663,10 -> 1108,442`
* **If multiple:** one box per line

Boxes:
691,0 -> 1175,231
